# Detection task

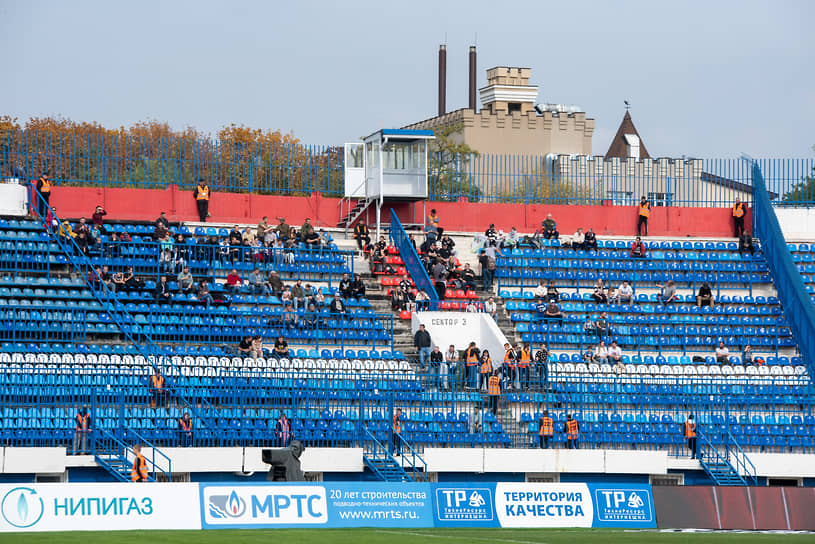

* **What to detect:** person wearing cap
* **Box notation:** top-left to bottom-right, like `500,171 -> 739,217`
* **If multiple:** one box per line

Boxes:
193,178 -> 210,222
329,292 -> 347,316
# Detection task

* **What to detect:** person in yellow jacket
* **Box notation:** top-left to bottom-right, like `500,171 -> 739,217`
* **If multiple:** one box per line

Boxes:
193,178 -> 210,222
131,444 -> 148,482
732,198 -> 746,238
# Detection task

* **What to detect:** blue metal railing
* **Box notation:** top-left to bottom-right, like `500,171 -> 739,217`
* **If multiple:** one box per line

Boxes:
752,161 -> 815,377
4,129 -> 814,206
389,211 -> 438,304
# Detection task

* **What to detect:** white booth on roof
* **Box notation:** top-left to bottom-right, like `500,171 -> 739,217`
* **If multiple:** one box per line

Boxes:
343,129 -> 435,236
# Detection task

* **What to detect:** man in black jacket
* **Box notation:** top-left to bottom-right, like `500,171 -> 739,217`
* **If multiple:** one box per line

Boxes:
414,324 -> 432,370
154,275 -> 172,304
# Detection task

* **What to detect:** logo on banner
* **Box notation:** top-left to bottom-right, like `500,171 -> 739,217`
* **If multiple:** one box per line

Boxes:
202,486 -> 327,526
1,487 -> 45,528
594,489 -> 652,523
208,490 -> 247,519
436,488 -> 493,521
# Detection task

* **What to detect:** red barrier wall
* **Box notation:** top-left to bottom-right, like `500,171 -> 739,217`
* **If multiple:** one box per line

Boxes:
653,486 -> 815,530
48,185 -> 748,238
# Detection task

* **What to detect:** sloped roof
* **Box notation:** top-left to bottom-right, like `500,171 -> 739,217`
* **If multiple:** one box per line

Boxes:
605,111 -> 651,160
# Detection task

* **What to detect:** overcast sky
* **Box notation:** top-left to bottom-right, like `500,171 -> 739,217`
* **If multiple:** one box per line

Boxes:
2,0 -> 812,157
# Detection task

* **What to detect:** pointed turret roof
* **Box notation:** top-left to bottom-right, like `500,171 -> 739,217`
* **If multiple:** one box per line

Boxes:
605,111 -> 651,160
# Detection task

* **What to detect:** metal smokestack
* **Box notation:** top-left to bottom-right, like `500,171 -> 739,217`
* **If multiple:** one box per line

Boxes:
438,44 -> 447,116
469,45 -> 477,110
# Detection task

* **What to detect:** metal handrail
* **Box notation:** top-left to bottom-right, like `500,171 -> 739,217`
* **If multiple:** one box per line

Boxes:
389,211 -> 438,302
726,429 -> 757,485
121,426 -> 173,480
29,189 -> 221,431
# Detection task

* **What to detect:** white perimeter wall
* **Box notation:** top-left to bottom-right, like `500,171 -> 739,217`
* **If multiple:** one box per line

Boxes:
5,447 -> 815,479
776,208 -> 815,240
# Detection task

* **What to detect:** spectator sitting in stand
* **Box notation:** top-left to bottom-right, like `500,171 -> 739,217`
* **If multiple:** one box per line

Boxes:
630,236 -> 647,258
276,217 -> 291,244
608,340 -> 623,364
337,273 -> 351,298
273,336 -> 289,358
225,269 -> 242,293
177,266 -> 194,293
112,270 -> 126,292
656,280 -> 678,304
591,279 -> 607,303
283,303 -> 299,328
533,280 -> 547,300
465,300 -> 478,312
742,345 -> 753,365
541,214 -> 559,239
123,266 -> 144,290
280,286 -> 293,306
290,280 -> 306,310
543,301 -> 564,323
583,314 -> 596,336
595,311 -> 609,337
613,280 -> 634,304
92,205 -> 107,233
583,228 -> 598,251
353,221 -> 371,251
739,231 -> 755,257
696,282 -> 715,307
154,212 -> 170,239
350,274 -> 366,299
268,271 -> 284,297
484,296 -> 497,320
197,280 -> 214,307
249,336 -> 264,359
237,336 -> 252,357
715,341 -> 730,364
415,289 -> 431,311
568,228 -> 585,250
594,341 -> 609,364
484,223 -> 498,242
154,275 -> 172,304
460,264 -> 477,291
329,293 -> 347,316
390,288 -> 406,311
249,267 -> 270,295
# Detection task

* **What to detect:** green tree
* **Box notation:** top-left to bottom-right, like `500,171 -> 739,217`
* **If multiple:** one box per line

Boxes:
782,145 -> 815,203
427,123 -> 482,202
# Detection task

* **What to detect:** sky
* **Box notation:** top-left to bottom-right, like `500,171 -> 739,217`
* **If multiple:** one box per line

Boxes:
1,0 -> 813,158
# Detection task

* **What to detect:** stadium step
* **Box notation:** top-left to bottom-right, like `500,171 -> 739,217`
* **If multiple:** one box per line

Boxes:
363,455 -> 414,482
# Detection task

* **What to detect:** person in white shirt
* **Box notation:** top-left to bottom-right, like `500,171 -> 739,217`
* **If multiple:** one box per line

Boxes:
615,281 -> 634,304
571,228 -> 585,250
445,344 -> 460,389
608,340 -> 622,363
715,341 -> 730,364
533,280 -> 547,299
484,297 -> 497,320
594,340 -> 609,364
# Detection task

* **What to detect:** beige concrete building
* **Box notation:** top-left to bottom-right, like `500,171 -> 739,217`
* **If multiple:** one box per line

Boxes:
403,66 -> 594,158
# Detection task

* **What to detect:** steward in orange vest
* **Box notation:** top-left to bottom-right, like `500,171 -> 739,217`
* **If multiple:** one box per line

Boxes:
637,197 -> 650,236
538,410 -> 553,449
487,373 -> 500,415
464,342 -> 481,390
565,415 -> 579,449
391,408 -> 403,455
178,413 -> 193,447
131,444 -> 148,482
72,407 -> 91,454
479,351 -> 492,391
684,414 -> 697,459
150,368 -> 166,408
732,198 -> 746,238
35,174 -> 52,219
193,178 -> 210,222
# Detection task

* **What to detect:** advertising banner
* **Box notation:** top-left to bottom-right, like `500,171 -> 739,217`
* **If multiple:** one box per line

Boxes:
0,483 -> 201,533
199,482 -> 434,529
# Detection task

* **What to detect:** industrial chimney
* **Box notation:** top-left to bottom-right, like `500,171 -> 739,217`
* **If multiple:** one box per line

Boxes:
468,45 -> 477,111
438,44 -> 447,116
